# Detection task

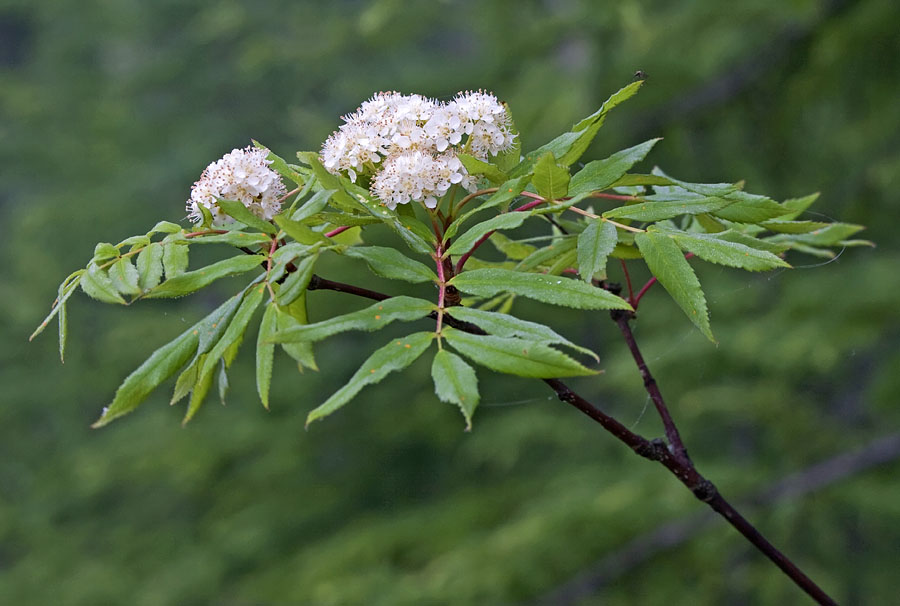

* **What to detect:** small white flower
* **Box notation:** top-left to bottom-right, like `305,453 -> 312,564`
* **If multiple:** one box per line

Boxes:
187,146 -> 287,225
321,90 -> 515,209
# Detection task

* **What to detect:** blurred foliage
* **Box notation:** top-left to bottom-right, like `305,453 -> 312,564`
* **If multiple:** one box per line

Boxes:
1,0 -> 898,604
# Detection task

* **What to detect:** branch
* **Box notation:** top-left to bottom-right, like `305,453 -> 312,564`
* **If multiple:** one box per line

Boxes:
304,273 -> 838,605
539,432 -> 900,605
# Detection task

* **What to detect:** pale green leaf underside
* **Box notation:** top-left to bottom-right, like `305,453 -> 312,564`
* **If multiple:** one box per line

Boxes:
256,302 -> 278,409
577,220 -> 618,281
147,255 -> 264,298
653,226 -> 791,271
431,349 -> 479,430
568,138 -> 660,197
307,332 -> 434,426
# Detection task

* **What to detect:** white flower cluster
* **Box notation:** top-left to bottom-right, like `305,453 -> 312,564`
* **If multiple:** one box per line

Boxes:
187,146 -> 287,225
321,90 -> 516,210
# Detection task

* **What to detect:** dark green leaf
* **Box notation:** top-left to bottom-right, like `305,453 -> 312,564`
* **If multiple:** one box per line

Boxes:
709,191 -> 788,223
761,220 -> 831,234
276,294 -> 317,370
81,263 -> 126,304
431,349 -> 479,430
147,255 -> 264,298
569,139 -> 660,197
634,231 -> 713,341
443,174 -> 532,239
136,243 -> 164,291
458,153 -> 508,185
216,199 -> 278,234
653,226 -> 790,271
306,332 -> 434,426
275,252 -> 318,306
778,193 -> 820,221
291,189 -> 336,222
577,220 -> 618,281
446,213 -> 527,257
92,325 -> 199,427
603,195 -> 731,222
489,232 -> 536,260
256,302 -> 277,409
344,246 -> 438,283
187,231 -> 272,247
445,306 -> 598,361
442,328 -> 597,378
185,285 -> 265,423
274,214 -> 330,245
271,296 -> 435,343
450,268 -> 631,310
532,153 -> 570,200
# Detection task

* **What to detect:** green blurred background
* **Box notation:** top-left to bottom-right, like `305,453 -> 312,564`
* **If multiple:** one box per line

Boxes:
2,0 -> 898,604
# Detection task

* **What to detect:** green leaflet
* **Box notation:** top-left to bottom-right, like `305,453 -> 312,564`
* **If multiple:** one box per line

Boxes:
136,243 -> 164,291
306,332 -> 434,426
274,215 -> 330,245
568,139 -> 660,197
719,231 -> 790,254
634,230 -> 713,341
30,270 -> 84,344
92,324 -> 200,427
603,195 -> 731,222
186,231 -> 272,247
608,174 -> 675,188
513,80 -> 644,175
216,199 -> 278,235
431,349 -> 479,430
516,237 -> 578,271
108,257 -> 141,295
577,220 -> 618,282
457,153 -> 508,185
778,193 -> 821,221
296,151 -> 364,212
118,235 -> 151,250
445,306 -> 598,361
148,221 -> 182,235
253,141 -> 306,186
443,174 -> 532,239
489,232 -> 536,260
760,220 -> 831,234
442,328 -> 597,378
291,189 -> 336,222
81,262 -> 126,304
275,252 -> 318,307
185,284 -> 265,423
147,255 -> 264,298
531,152 -> 570,200
344,246 -> 438,283
256,302 -> 278,409
771,222 -> 865,246
270,296 -> 436,344
162,239 -> 189,278
446,212 -> 528,258
276,294 -> 317,371
92,242 -> 119,262
449,268 -> 631,311
709,191 -> 788,223
653,226 -> 791,271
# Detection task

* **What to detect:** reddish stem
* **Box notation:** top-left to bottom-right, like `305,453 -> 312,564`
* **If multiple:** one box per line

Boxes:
435,245 -> 447,335
620,259 -> 635,306
590,192 -> 639,202
325,225 -> 351,238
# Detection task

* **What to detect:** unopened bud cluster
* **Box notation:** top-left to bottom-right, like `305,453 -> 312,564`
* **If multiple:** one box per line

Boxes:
187,146 -> 286,225
321,91 -> 516,209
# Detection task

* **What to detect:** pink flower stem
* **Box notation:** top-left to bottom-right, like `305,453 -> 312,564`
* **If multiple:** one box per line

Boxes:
325,225 -> 351,238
